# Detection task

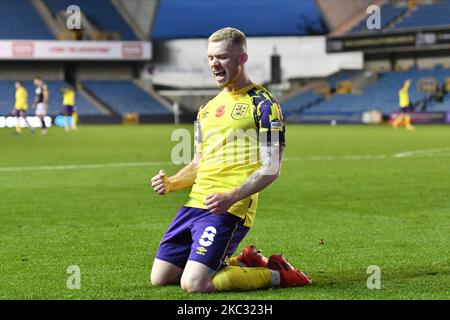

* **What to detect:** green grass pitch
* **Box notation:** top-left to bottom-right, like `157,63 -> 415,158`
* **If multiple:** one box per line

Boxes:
0,124 -> 449,300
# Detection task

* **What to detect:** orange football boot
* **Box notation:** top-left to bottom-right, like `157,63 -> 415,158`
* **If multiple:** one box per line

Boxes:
268,254 -> 312,286
236,245 -> 269,268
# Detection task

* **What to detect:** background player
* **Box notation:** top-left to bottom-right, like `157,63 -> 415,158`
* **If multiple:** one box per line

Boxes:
60,85 -> 78,131
33,76 -> 49,135
150,27 -> 311,293
393,79 -> 415,130
11,81 -> 33,135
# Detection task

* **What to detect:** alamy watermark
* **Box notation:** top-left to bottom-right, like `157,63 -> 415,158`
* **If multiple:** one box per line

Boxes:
366,5 -> 381,30
66,265 -> 81,290
366,265 -> 381,290
170,128 -> 281,175
66,5 -> 81,30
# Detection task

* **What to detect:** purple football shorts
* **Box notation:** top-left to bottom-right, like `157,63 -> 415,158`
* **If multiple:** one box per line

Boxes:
155,206 -> 250,271
400,105 -> 413,113
15,109 -> 26,117
64,105 -> 75,115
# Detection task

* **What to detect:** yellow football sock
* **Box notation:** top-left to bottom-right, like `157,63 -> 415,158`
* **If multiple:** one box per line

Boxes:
72,113 -> 78,129
405,115 -> 412,127
226,257 -> 241,266
15,121 -> 21,133
65,116 -> 70,130
212,266 -> 272,291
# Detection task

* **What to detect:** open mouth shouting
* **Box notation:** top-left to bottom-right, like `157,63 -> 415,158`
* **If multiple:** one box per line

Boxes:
213,69 -> 227,83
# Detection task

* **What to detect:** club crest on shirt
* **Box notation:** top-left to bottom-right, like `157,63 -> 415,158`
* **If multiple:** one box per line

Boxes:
231,103 -> 249,119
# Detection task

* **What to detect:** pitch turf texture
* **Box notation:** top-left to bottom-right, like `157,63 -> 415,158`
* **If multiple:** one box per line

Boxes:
1,124 -> 449,300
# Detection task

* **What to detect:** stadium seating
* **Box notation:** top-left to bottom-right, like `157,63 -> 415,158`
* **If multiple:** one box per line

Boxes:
152,0 -> 326,39
282,90 -> 323,114
281,71 -> 359,114
0,80 -> 106,115
327,70 -> 360,88
300,67 -> 450,114
349,1 -> 450,33
81,81 -> 171,115
44,0 -> 136,40
350,3 -> 406,33
426,98 -> 450,111
0,0 -> 53,39
393,1 -> 450,30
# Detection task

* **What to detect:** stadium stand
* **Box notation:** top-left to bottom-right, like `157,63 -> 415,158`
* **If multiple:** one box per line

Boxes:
152,0 -> 326,39
300,67 -> 450,114
81,81 -> 171,115
281,71 -> 360,114
0,0 -> 53,39
44,0 -> 137,40
282,90 -> 323,114
393,0 -> 450,30
327,70 -> 361,88
350,3 -> 407,33
0,80 -> 106,115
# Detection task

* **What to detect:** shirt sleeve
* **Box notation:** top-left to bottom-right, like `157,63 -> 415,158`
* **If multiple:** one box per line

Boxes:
253,90 -> 286,147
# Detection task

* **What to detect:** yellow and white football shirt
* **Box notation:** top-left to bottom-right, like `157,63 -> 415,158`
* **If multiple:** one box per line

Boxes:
15,87 -> 28,111
399,81 -> 410,108
62,88 -> 75,106
186,83 -> 285,227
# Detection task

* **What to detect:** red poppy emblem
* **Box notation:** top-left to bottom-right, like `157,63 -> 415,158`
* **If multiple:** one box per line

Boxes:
215,105 -> 225,117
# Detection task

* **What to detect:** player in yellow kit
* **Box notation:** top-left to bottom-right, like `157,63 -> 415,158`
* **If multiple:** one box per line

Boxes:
11,81 -> 33,135
61,85 -> 78,131
149,28 -> 311,293
392,79 -> 415,130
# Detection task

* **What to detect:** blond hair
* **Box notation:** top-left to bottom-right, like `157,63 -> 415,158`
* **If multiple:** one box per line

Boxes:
208,27 -> 247,51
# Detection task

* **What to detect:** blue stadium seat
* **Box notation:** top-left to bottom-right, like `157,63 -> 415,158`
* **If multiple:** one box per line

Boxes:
302,100 -> 339,114
0,0 -> 53,39
282,90 -> 322,114
44,0 -> 136,40
426,98 -> 450,111
394,1 -> 450,29
81,81 -> 171,115
281,71 -> 359,114
327,70 -> 360,88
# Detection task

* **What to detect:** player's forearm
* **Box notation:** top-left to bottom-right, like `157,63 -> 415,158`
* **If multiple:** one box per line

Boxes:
227,166 -> 279,203
167,160 -> 198,192
227,146 -> 284,203
402,82 -> 410,92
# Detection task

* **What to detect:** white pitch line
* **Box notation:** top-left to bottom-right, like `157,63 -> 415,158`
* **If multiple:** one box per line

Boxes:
0,161 -> 171,172
285,148 -> 450,162
392,148 -> 450,158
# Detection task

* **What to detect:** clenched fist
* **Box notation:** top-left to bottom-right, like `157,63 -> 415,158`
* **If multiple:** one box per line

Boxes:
151,169 -> 170,195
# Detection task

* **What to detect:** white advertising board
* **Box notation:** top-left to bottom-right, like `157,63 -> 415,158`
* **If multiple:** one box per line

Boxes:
0,41 -> 151,60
